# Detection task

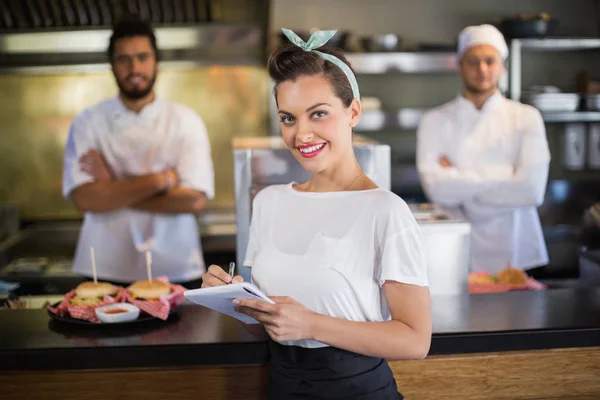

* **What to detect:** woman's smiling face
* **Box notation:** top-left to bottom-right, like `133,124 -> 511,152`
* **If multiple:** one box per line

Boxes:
276,74 -> 361,174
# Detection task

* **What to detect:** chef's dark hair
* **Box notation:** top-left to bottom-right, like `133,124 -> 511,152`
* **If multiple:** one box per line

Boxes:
108,14 -> 159,62
268,45 -> 355,108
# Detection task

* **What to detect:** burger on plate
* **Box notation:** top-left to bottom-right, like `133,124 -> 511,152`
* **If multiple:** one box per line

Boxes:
70,281 -> 119,306
128,279 -> 171,301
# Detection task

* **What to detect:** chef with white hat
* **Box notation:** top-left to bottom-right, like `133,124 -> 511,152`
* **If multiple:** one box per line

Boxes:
416,24 -> 551,275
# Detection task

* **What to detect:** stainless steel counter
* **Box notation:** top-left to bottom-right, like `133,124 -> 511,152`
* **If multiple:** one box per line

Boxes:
197,209 -> 236,237
0,204 -> 471,296
0,209 -> 238,294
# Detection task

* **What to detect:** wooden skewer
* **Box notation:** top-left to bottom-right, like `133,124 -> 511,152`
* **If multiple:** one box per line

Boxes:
146,251 -> 152,282
90,247 -> 97,284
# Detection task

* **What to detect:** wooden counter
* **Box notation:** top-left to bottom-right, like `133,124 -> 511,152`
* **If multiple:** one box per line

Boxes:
2,288 -> 600,399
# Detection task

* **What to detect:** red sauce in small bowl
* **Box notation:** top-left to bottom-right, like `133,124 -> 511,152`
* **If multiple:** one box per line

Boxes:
103,308 -> 128,314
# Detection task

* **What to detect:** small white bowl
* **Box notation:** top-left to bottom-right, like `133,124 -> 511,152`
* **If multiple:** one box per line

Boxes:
95,303 -> 140,323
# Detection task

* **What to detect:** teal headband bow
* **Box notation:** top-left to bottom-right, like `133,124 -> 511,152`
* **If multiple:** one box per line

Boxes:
281,28 -> 361,100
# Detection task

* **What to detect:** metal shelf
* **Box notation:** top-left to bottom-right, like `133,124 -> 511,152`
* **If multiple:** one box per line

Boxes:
345,52 -> 457,74
355,109 -> 600,131
355,108 -> 427,131
517,38 -> 600,51
541,111 -> 600,123
509,38 -> 600,102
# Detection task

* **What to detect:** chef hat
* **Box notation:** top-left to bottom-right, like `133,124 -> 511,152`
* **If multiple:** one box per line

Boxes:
457,24 -> 508,60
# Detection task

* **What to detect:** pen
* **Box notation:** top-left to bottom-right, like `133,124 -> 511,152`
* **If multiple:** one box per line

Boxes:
228,261 -> 236,281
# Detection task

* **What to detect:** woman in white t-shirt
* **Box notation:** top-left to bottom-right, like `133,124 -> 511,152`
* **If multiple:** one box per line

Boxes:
202,29 -> 431,399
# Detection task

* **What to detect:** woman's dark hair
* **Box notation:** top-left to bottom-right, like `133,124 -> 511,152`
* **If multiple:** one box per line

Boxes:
107,14 -> 158,62
268,45 -> 356,107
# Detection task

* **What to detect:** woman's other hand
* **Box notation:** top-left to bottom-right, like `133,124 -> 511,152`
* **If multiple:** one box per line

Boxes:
234,296 -> 315,342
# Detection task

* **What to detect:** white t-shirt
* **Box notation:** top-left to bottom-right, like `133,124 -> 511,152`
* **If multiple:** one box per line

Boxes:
62,96 -> 215,283
244,183 -> 429,348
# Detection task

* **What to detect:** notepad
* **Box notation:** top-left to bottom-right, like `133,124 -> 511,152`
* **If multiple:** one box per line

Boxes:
183,282 -> 275,324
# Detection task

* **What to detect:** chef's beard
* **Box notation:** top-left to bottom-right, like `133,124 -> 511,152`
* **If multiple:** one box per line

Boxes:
464,78 -> 498,96
116,71 -> 157,100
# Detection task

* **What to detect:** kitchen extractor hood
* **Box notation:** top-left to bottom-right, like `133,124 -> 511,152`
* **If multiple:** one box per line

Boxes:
0,0 -> 268,30
0,0 -> 269,71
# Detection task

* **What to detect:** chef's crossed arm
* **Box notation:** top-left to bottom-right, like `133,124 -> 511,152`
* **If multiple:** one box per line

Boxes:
473,110 -> 550,209
132,113 -> 215,214
63,113 -> 214,215
63,117 -> 162,212
416,113 -> 510,208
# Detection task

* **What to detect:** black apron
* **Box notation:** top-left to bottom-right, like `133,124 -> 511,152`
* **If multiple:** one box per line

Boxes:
267,339 -> 404,400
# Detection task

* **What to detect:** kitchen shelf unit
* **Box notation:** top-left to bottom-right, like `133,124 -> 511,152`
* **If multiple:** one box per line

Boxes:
354,108 -> 427,132
353,110 -> 600,133
347,51 -> 458,135
345,52 -> 458,74
541,111 -> 600,123
509,38 -> 600,123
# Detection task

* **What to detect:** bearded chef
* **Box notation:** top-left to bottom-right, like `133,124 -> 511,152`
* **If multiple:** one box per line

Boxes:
416,24 -> 551,275
62,15 -> 214,286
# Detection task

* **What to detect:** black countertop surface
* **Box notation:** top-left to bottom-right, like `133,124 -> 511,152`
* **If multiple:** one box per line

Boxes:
2,288 -> 600,371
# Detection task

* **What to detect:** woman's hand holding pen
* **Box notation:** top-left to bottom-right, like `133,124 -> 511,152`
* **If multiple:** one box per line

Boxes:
234,296 -> 316,342
199,263 -> 315,341
200,264 -> 243,288
199,263 -> 267,337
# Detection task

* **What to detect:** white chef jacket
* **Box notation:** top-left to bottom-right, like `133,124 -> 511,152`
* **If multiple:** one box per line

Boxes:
62,96 -> 215,283
416,92 -> 550,274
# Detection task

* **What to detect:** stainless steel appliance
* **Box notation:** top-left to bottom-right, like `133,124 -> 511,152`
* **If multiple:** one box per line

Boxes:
588,123 -> 600,169
564,123 -> 586,170
410,204 -> 471,295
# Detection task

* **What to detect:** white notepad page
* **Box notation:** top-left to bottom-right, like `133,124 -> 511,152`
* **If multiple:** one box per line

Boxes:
184,282 -> 275,324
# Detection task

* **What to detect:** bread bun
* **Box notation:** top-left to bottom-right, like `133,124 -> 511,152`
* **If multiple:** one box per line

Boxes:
496,267 -> 528,285
71,282 -> 118,305
128,280 -> 171,300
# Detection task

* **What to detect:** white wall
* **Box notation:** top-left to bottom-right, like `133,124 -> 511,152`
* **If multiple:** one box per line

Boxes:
271,0 -> 600,40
